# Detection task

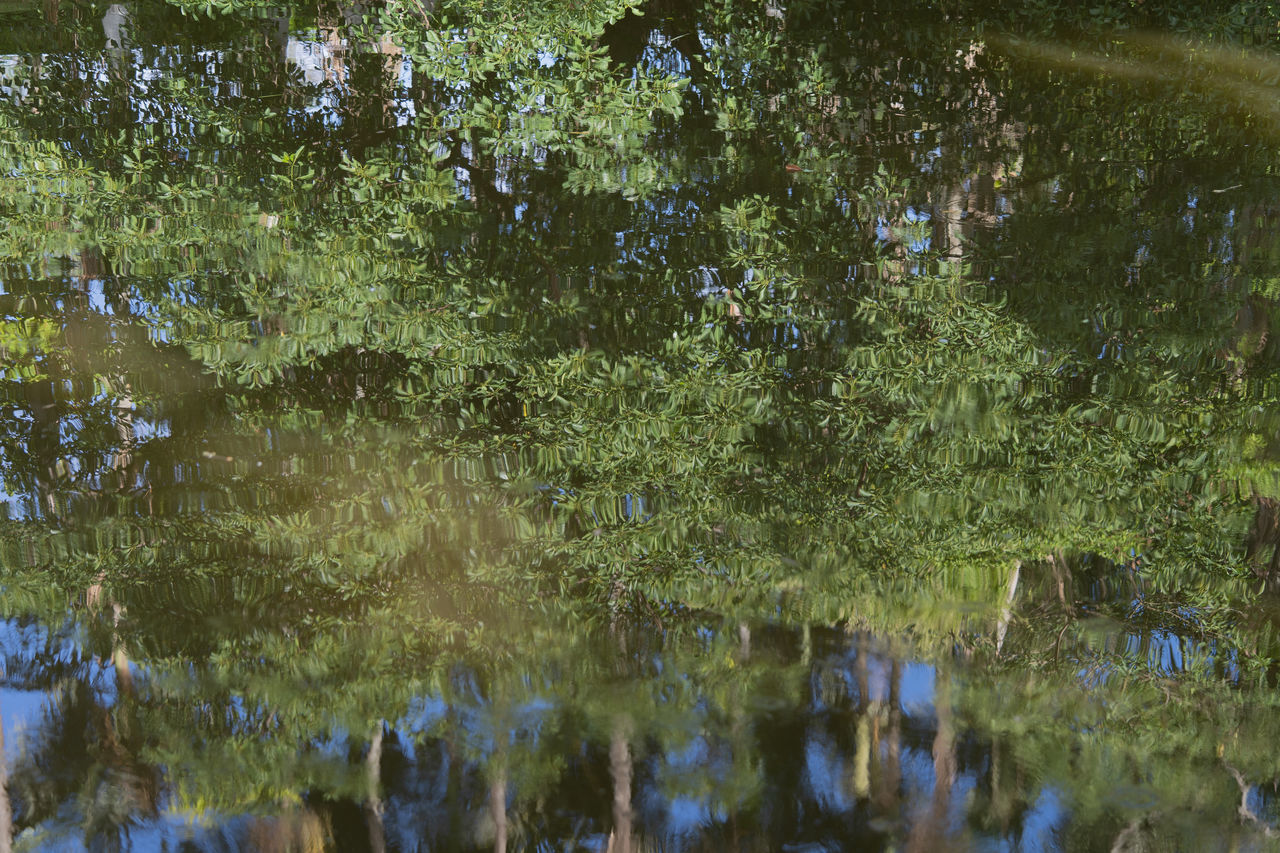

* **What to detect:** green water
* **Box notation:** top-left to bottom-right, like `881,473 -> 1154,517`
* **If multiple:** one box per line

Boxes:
3,0 -> 1280,849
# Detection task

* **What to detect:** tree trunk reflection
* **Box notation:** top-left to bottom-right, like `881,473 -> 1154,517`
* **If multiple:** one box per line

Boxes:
607,716 -> 633,853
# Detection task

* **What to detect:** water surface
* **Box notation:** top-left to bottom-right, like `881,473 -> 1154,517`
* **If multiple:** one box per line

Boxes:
3,0 -> 1280,849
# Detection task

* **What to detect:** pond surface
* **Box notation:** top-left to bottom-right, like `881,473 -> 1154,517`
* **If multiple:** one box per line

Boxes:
3,0 -> 1280,849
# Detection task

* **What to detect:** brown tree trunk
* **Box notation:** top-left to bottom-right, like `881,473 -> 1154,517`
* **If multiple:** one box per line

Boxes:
997,561 -> 1021,656
112,602 -> 133,698
489,764 -> 507,853
852,710 -> 872,799
906,673 -> 955,852
0,700 -> 11,853
365,725 -> 386,853
875,655 -> 902,816
1245,496 -> 1280,586
606,716 -> 633,853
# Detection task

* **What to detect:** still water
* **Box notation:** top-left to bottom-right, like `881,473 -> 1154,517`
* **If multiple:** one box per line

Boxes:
3,0 -> 1280,849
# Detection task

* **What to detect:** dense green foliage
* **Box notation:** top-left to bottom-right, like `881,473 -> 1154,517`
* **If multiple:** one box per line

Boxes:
3,0 -> 1280,849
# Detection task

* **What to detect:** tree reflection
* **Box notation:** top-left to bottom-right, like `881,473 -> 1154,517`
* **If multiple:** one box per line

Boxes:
2,0 -> 1280,848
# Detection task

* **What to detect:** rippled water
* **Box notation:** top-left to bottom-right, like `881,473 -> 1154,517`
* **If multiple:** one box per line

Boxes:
3,0 -> 1280,849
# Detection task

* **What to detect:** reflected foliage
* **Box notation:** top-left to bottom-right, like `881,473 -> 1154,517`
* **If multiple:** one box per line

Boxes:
2,0 -> 1280,849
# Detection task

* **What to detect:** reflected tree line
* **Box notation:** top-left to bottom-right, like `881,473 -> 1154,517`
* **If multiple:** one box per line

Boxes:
1,604 -> 1268,850
0,620 -> 1081,851
2,0 -> 1280,849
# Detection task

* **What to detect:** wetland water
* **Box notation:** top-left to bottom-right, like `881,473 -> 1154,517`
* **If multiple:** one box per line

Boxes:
3,0 -> 1280,849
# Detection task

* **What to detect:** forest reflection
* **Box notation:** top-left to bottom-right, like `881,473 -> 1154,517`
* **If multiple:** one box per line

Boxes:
3,0 -> 1280,849
0,616 -> 1077,851
0,549 -> 1271,850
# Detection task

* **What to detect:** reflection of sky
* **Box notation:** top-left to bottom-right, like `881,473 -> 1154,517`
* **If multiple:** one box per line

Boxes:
0,482 -> 23,521
649,734 -> 717,836
1023,787 -> 1068,852
901,662 -> 936,714
0,687 -> 48,762
284,39 -> 343,125
285,36 -> 417,126
898,747 -> 936,805
285,38 -> 332,87
0,619 -> 85,761
0,615 -> 1179,850
0,54 -> 28,102
5,37 -> 421,132
25,809 -> 265,851
804,730 -> 852,813
0,618 -> 120,708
